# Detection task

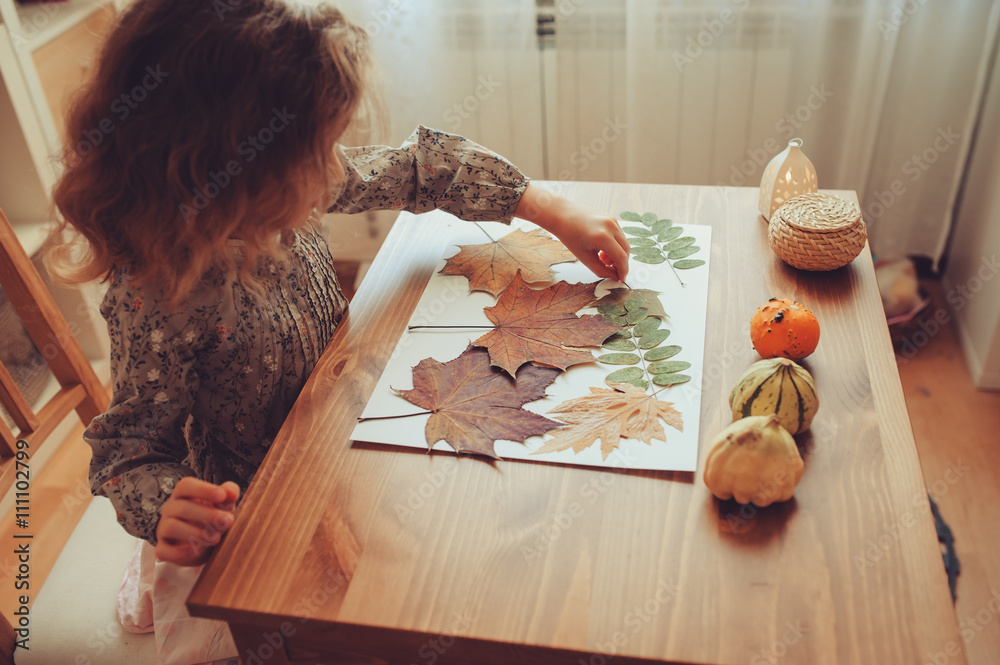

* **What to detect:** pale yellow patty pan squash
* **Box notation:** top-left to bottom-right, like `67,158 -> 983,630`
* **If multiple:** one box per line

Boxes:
703,414 -> 804,507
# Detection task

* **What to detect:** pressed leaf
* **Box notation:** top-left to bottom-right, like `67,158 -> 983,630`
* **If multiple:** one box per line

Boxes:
634,252 -> 666,265
651,219 -> 673,236
658,227 -> 684,242
622,226 -> 654,237
638,330 -> 671,349
605,367 -> 645,384
599,353 -> 641,365
534,382 -> 683,460
664,237 -> 696,251
624,296 -> 646,311
474,272 -> 621,376
652,373 -> 691,387
673,259 -> 706,270
598,302 -> 627,316
644,344 -> 680,361
628,237 -> 657,247
593,288 -> 668,320
603,337 -> 637,351
394,346 -> 562,458
633,317 -> 661,338
648,360 -> 692,374
667,246 -> 700,260
439,228 -> 575,297
641,212 -> 659,226
605,314 -> 627,326
619,211 -> 642,222
625,307 -> 649,325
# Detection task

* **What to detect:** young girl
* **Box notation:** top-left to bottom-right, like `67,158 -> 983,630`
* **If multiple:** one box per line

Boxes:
49,0 -> 628,657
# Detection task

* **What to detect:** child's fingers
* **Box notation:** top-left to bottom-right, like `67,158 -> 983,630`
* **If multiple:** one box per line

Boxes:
579,252 -> 619,281
171,476 -> 228,505
598,240 -> 630,282
157,515 -> 223,547
218,481 -> 241,510
162,497 -> 235,533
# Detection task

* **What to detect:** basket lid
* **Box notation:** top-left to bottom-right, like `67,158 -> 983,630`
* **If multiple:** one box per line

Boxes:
774,193 -> 861,234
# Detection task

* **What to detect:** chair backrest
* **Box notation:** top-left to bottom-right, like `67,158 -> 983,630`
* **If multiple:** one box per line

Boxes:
0,208 -> 108,496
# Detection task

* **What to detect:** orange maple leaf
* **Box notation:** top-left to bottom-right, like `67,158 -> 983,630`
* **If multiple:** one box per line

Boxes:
472,272 -> 622,376
533,382 -> 683,460
393,346 -> 562,458
439,228 -> 576,297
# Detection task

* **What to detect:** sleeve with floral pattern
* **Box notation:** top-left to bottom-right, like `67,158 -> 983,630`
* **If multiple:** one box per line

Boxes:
328,125 -> 530,223
84,280 -> 212,544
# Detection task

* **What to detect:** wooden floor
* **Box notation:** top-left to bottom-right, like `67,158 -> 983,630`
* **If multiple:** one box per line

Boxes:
2,274 -> 998,664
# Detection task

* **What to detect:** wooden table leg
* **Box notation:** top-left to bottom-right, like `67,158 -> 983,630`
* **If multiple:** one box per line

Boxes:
230,622 -> 293,665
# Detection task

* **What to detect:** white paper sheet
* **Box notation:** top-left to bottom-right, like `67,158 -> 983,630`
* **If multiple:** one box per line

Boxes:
351,217 -> 712,471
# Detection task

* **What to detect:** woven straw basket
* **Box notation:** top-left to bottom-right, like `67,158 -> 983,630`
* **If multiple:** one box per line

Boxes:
768,193 -> 867,271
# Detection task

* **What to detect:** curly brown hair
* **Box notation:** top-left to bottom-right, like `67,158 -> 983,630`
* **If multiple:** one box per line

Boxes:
46,0 -> 371,303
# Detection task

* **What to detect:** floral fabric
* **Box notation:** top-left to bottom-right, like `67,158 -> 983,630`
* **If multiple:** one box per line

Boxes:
85,126 -> 528,543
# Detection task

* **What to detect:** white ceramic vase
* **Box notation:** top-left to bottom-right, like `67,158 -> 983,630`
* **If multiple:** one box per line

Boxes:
758,138 -> 818,221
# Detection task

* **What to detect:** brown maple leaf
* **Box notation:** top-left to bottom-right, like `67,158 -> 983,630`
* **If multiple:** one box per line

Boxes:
472,272 -> 623,376
439,228 -> 576,297
393,346 -> 562,458
533,382 -> 683,460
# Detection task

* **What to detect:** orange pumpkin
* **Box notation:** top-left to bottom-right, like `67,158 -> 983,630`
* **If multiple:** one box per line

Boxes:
750,298 -> 820,360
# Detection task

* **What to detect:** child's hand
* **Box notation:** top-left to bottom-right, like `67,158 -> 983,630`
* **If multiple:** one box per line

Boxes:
514,184 -> 630,282
155,477 -> 240,567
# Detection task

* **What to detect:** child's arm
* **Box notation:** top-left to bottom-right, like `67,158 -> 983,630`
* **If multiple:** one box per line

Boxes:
514,184 -> 630,282
329,125 -> 529,225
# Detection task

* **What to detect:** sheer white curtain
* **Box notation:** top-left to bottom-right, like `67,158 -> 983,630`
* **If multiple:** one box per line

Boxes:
325,0 -> 540,263
336,0 -> 543,173
552,0 -> 1000,267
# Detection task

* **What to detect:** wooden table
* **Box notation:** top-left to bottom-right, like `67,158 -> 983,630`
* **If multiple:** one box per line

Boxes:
189,183 -> 966,665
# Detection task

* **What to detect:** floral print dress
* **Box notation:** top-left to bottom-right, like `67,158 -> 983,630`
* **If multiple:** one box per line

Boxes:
85,125 -> 529,543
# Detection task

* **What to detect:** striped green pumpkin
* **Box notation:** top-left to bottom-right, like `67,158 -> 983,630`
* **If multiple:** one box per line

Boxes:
729,358 -> 818,435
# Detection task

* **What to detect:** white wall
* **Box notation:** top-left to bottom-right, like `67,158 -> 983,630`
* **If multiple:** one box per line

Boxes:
944,45 -> 1000,390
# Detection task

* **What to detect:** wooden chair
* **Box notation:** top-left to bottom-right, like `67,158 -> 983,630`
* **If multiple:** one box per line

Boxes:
0,208 -> 110,662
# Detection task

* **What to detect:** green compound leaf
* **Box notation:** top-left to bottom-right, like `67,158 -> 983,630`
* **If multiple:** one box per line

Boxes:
598,353 -> 641,365
624,296 -> 646,311
652,374 -> 691,387
644,344 -> 680,361
619,211 -> 642,222
625,307 -> 649,325
597,303 -> 627,316
673,259 -> 706,270
641,212 -> 659,226
605,314 -> 627,326
622,226 -> 654,237
603,336 -> 636,351
638,330 -> 671,349
628,237 -> 657,247
667,246 -> 700,260
664,237 -> 696,251
605,367 -> 647,388
651,219 -> 673,236
648,360 -> 691,374
658,227 -> 684,242
633,251 -> 666,265
633,317 -> 661,337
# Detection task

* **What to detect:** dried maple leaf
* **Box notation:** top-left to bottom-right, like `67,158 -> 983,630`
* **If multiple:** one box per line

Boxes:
594,288 -> 668,320
473,272 -> 623,376
439,228 -> 576,297
533,382 -> 683,460
393,346 -> 562,458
